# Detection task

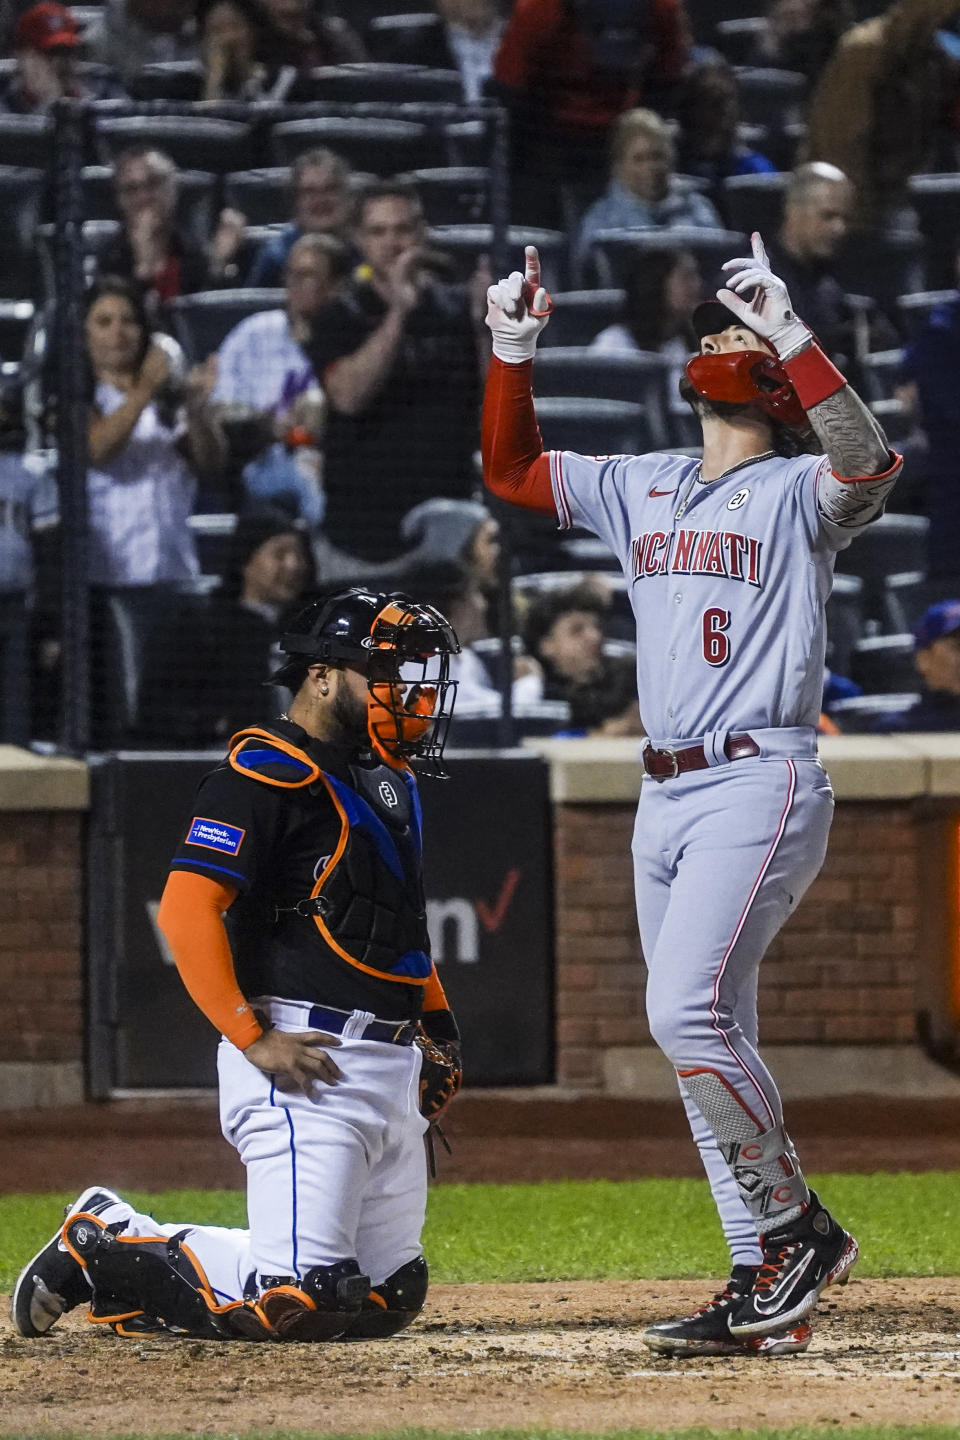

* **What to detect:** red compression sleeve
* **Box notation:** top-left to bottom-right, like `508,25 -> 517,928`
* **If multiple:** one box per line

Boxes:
481,356 -> 555,515
781,343 -> 846,410
157,870 -> 263,1050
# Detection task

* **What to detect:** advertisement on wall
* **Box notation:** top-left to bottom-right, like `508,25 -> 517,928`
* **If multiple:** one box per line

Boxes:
87,751 -> 553,1094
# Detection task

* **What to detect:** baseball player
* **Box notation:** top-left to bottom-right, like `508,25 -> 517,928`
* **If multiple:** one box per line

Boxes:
12,587 -> 463,1343
483,238 -> 900,1356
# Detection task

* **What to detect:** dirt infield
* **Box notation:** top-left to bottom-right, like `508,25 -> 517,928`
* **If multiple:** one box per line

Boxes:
1,1277 -> 958,1434
4,1095 -> 960,1193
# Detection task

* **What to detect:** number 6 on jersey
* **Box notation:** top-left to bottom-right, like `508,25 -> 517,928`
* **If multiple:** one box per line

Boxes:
702,607 -> 731,667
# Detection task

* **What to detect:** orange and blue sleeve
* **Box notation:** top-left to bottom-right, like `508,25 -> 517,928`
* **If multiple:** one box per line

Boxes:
157,870 -> 263,1051
421,963 -> 460,1044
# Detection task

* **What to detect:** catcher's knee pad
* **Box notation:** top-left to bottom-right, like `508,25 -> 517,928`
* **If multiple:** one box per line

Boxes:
340,1255 -> 428,1340
233,1260 -> 371,1343
62,1213 -> 224,1339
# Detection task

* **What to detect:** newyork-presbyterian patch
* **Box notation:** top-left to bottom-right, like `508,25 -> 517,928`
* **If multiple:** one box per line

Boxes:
185,817 -> 246,855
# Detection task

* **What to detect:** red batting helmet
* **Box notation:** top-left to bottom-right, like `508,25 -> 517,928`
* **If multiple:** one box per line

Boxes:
684,300 -> 808,432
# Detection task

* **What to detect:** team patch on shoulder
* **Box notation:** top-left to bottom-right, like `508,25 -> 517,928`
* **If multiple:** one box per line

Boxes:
185,817 -> 246,855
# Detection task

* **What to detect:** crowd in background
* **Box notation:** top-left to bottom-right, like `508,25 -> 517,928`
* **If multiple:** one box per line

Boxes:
2,0 -> 960,748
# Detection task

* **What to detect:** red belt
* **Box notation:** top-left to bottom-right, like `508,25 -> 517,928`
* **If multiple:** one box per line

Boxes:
642,733 -> 761,780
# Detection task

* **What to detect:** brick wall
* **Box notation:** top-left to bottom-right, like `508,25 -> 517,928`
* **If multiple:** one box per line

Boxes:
554,802 -> 921,1088
0,812 -> 84,1064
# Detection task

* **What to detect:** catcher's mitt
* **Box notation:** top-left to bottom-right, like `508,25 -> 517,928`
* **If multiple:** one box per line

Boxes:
415,1029 -> 463,1121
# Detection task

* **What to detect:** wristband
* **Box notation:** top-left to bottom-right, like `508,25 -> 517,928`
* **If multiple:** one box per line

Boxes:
781,343 -> 846,411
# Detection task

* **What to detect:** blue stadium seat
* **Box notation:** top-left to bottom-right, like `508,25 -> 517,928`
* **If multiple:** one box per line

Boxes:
168,289 -> 286,364
270,116 -> 442,174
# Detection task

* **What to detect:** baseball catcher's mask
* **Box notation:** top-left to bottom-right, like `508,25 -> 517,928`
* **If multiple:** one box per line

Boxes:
685,299 -> 808,432
277,587 -> 460,774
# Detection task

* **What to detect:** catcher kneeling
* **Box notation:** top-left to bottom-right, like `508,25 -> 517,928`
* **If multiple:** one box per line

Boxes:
13,586 -> 463,1343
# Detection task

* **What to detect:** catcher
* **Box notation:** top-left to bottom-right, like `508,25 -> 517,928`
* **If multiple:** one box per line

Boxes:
12,586 -> 463,1343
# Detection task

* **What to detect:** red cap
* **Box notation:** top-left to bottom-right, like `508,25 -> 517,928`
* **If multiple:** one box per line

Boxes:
13,3 -> 80,52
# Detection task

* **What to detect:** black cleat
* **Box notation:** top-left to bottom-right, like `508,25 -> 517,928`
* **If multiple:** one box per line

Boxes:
641,1265 -> 813,1356
11,1187 -> 123,1337
728,1190 -> 859,1337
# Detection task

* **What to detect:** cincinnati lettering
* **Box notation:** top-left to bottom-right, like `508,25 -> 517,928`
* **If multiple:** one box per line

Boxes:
629,529 -> 764,588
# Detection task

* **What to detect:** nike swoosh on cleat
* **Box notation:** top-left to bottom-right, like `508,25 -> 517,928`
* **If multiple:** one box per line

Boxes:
648,487 -> 677,498
753,1248 -> 816,1315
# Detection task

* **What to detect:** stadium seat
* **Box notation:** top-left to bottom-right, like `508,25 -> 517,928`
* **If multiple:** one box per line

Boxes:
849,634 -> 917,694
427,224 -> 566,286
733,67 -> 807,128
556,537 -> 623,571
81,165 -> 216,247
721,172 -> 787,238
532,347 -> 672,449
533,396 -> 650,456
188,512 -> 238,579
94,116 -> 253,174
128,61 -> 205,101
168,290 -> 286,364
828,691 -> 920,732
442,120 -> 491,167
859,348 -> 905,406
0,115 -> 51,170
0,300 -> 35,364
366,13 -> 442,62
882,570 -> 930,635
539,290 -> 625,349
832,229 -> 925,309
834,513 -> 929,622
270,116 -> 442,174
399,167 -> 490,225
224,168 -> 291,227
907,174 -> 960,290
0,167 -> 46,299
90,587 -> 207,746
825,573 -> 865,677
896,289 -> 956,337
288,63 -> 463,104
584,227 -> 748,290
713,16 -> 765,64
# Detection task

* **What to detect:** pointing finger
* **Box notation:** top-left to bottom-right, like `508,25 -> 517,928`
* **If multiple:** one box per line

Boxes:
524,245 -> 541,290
751,231 -> 769,267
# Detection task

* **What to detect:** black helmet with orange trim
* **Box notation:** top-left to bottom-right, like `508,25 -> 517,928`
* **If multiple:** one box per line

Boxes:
276,585 -> 460,774
684,300 -> 808,432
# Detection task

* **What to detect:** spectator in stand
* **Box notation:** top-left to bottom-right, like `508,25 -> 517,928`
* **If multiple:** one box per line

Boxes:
399,498 -> 501,595
520,582 -> 641,732
96,148 -> 248,317
257,0 -> 364,73
805,0 -> 960,229
84,275 -> 224,588
744,0 -> 853,86
590,247 -> 701,433
247,148 -> 353,289
306,180 -> 482,571
492,0 -> 689,228
0,2 -> 123,112
765,162 -> 898,383
198,0 -> 288,101
674,56 -> 777,192
900,252 -> 960,593
87,0 -> 199,88
373,0 -> 506,103
0,382 -> 57,745
213,233 -> 351,526
575,109 -> 722,277
137,506 -> 314,745
873,602 -> 960,733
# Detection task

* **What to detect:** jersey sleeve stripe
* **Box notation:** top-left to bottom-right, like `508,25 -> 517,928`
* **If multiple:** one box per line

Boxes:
550,450 -> 573,530
170,857 -> 249,886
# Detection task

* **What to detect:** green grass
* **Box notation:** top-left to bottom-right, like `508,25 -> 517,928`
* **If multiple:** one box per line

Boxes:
2,1172 -> 959,1292
2,1431 -> 958,1440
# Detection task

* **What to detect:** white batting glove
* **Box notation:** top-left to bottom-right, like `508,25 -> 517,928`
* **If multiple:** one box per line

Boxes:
716,231 -> 812,361
485,244 -> 552,364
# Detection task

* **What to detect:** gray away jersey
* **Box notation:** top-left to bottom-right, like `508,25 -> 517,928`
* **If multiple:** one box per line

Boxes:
550,448 -> 893,743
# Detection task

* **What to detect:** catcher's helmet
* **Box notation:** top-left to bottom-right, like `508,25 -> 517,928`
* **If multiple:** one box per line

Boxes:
684,300 -> 808,432
276,586 -> 460,773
